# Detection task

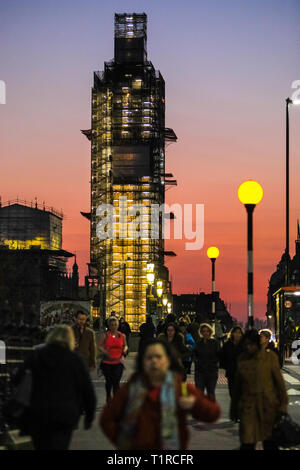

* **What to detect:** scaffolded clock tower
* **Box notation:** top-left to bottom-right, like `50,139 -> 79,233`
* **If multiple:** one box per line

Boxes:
82,13 -> 176,330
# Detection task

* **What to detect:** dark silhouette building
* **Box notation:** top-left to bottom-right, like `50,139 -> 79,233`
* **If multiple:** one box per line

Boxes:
173,292 -> 233,330
267,223 -> 300,320
0,200 -> 79,322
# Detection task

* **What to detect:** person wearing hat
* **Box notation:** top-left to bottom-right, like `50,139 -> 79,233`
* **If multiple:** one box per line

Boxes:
259,329 -> 280,364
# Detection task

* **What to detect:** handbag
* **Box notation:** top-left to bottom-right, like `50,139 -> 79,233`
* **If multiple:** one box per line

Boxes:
272,413 -> 300,447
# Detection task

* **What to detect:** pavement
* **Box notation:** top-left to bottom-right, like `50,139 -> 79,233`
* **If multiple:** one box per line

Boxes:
68,354 -> 300,451
6,353 -> 300,451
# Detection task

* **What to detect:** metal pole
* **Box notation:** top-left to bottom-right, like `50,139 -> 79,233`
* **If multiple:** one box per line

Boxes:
286,98 -> 291,285
211,258 -> 216,315
123,263 -> 126,319
246,204 -> 255,329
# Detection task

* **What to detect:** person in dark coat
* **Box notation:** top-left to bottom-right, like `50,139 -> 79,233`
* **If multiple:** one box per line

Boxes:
158,323 -> 193,373
119,317 -> 132,350
156,320 -> 165,336
219,326 -> 244,397
139,315 -> 156,353
194,323 -> 220,400
72,311 -> 96,371
18,325 -> 96,450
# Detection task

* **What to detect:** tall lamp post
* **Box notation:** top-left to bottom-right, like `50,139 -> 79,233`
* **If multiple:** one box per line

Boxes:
207,247 -> 220,326
285,97 -> 300,285
162,295 -> 168,318
238,180 -> 263,329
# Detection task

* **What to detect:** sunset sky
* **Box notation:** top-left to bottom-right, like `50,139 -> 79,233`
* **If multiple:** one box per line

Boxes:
1,0 -> 300,322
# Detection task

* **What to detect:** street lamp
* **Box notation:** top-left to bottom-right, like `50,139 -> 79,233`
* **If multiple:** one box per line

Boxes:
285,97 -> 300,285
207,247 -> 220,324
156,281 -> 163,298
146,263 -> 155,291
162,295 -> 168,317
238,180 -> 263,329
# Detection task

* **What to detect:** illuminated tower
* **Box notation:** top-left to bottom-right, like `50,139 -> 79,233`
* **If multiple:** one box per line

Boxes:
82,13 -> 176,330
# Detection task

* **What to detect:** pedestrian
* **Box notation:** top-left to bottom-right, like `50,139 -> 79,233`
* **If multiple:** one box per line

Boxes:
188,321 -> 201,343
156,319 -> 165,336
100,338 -> 221,450
230,329 -> 288,450
194,323 -> 220,400
219,326 -> 244,398
119,317 -> 131,351
214,319 -> 227,347
72,311 -> 96,372
98,317 -> 128,402
15,325 -> 96,450
139,315 -> 156,353
283,317 -> 297,359
105,310 -> 118,329
158,323 -> 192,371
259,329 -> 279,360
165,313 -> 176,325
178,321 -> 195,374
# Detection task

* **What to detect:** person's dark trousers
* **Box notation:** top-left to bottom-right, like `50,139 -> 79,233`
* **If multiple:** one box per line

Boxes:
195,370 -> 218,399
240,441 -> 279,451
240,443 -> 255,450
183,360 -> 192,374
101,363 -> 124,401
31,429 -> 73,450
227,375 -> 235,398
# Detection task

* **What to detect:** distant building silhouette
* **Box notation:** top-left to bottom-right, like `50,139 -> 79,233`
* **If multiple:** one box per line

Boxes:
0,200 -> 79,321
267,222 -> 300,320
173,292 -> 233,330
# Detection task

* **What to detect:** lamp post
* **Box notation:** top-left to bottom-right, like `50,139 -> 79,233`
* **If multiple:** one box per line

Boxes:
156,281 -> 163,319
285,97 -> 300,285
238,180 -> 263,329
162,295 -> 168,318
207,247 -> 220,326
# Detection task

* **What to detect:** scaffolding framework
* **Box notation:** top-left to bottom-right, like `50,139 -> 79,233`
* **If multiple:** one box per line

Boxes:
86,13 -> 176,330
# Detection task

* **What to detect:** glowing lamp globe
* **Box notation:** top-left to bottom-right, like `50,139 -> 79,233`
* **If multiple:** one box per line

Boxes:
207,247 -> 220,260
146,273 -> 155,284
157,288 -> 163,297
238,180 -> 263,205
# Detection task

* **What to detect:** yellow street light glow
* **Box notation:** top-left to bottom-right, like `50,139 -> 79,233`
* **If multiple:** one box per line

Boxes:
162,296 -> 168,306
207,247 -> 220,259
157,288 -> 163,297
238,180 -> 263,205
146,263 -> 154,272
146,273 -> 155,284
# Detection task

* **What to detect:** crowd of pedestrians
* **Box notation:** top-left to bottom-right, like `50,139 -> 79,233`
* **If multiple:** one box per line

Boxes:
8,309 -> 291,451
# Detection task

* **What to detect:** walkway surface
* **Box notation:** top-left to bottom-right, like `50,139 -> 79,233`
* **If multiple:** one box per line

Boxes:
68,354 -> 300,451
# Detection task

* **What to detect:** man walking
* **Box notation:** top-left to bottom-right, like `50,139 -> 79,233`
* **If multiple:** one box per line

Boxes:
72,311 -> 96,372
119,317 -> 131,351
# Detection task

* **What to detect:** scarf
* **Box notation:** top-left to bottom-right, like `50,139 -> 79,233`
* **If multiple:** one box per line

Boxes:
117,370 -> 180,450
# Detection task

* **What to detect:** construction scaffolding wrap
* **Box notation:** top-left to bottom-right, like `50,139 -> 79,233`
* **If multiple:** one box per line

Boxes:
84,13 -> 176,331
